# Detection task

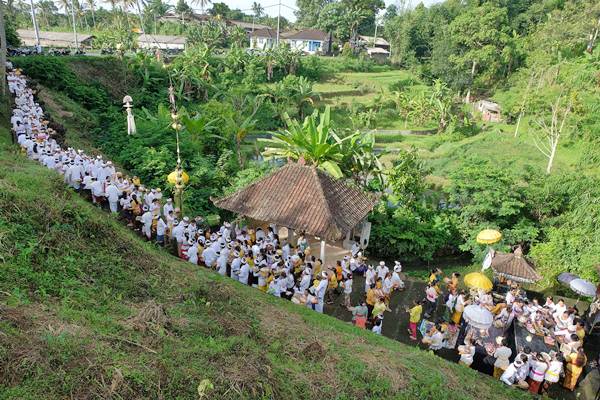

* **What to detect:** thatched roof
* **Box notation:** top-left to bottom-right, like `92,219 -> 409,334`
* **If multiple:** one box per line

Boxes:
213,163 -> 379,241
491,247 -> 542,284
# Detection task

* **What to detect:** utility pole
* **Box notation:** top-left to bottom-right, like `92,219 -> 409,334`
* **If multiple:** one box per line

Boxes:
276,0 -> 281,46
28,0 -> 40,48
70,0 -> 79,49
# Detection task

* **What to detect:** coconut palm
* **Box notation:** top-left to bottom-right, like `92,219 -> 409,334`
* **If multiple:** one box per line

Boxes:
191,0 -> 210,15
252,1 -> 263,18
36,0 -> 58,28
84,0 -> 96,28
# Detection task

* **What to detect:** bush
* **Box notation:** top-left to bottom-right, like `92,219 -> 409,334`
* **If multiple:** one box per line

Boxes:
11,57 -> 111,110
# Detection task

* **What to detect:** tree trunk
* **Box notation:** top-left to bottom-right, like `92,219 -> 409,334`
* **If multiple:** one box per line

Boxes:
90,5 -> 96,28
546,139 -> 557,174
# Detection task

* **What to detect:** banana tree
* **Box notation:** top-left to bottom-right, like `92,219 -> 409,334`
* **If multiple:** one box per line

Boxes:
180,113 -> 221,154
261,106 -> 349,178
169,44 -> 213,101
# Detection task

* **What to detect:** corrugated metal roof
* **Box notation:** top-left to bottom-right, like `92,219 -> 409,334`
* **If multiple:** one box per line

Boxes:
359,35 -> 390,46
284,29 -> 328,41
213,163 -> 378,241
17,29 -> 94,43
229,20 -> 269,30
138,34 -> 186,45
249,28 -> 278,38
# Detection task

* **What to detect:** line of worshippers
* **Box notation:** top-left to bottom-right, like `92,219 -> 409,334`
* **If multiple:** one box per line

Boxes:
9,66 -> 589,394
8,65 -> 407,327
413,268 -> 589,395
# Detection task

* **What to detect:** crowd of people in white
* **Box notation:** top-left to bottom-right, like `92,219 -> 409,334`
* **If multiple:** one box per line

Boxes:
9,65 -> 407,323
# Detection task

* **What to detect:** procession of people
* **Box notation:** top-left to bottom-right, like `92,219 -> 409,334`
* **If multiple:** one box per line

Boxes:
9,65 -> 598,398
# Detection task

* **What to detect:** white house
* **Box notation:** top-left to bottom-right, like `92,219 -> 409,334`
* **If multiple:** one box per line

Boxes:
137,34 -> 186,50
284,29 -> 330,54
249,28 -> 278,50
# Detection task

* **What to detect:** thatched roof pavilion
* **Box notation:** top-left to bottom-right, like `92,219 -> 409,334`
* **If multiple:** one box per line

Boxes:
213,163 -> 378,244
491,247 -> 542,284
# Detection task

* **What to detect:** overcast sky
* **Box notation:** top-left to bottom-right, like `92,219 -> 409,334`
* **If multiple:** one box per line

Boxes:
103,0 -> 443,23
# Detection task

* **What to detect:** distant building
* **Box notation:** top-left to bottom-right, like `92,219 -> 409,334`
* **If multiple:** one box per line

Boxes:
229,19 -> 269,33
17,29 -> 94,48
137,34 -> 186,50
358,35 -> 390,51
366,46 -> 390,62
284,29 -> 330,54
159,12 -> 210,24
249,28 -> 278,50
474,100 -> 502,122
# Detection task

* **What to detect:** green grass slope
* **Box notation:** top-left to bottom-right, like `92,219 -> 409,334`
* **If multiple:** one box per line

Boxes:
0,127 -> 527,399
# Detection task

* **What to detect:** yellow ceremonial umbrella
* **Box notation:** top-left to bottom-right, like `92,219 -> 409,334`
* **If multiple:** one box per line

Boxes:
464,272 -> 493,292
476,229 -> 502,245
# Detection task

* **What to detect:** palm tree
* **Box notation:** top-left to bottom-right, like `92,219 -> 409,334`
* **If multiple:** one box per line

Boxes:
251,1 -> 263,18
226,92 -> 267,168
36,0 -> 58,28
85,0 -> 96,28
191,0 -> 210,15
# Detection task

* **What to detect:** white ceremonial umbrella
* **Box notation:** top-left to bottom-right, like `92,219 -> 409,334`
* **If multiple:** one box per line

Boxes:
569,278 -> 597,298
463,305 -> 494,330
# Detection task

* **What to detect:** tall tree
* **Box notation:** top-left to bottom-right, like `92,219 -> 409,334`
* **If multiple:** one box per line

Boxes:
85,0 -> 96,28
533,93 -> 572,174
193,0 -> 211,15
443,3 -> 512,94
251,1 -> 263,18
295,0 -> 332,28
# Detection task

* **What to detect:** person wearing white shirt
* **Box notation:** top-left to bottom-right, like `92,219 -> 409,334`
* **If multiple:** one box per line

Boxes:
230,255 -> 242,280
342,274 -> 353,308
365,265 -> 376,292
140,207 -> 153,239
458,339 -> 476,367
187,240 -> 198,265
422,324 -> 444,351
238,258 -> 250,284
156,216 -> 167,245
543,354 -> 563,393
202,246 -> 217,268
391,264 -> 404,290
501,356 -> 529,387
492,338 -> 513,378
299,270 -> 311,293
372,318 -> 382,335
106,182 -> 121,213
163,198 -> 174,217
314,273 -> 329,313
216,252 -> 228,276
90,178 -> 104,204
376,261 -> 389,281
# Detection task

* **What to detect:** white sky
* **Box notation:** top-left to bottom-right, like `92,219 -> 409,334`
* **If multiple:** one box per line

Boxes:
99,0 -> 443,23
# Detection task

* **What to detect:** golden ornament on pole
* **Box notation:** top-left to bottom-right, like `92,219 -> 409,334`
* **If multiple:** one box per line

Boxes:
167,169 -> 189,185
476,229 -> 502,245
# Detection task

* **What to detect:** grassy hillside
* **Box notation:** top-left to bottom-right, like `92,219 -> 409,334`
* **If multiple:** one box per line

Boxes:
0,125 -> 528,399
